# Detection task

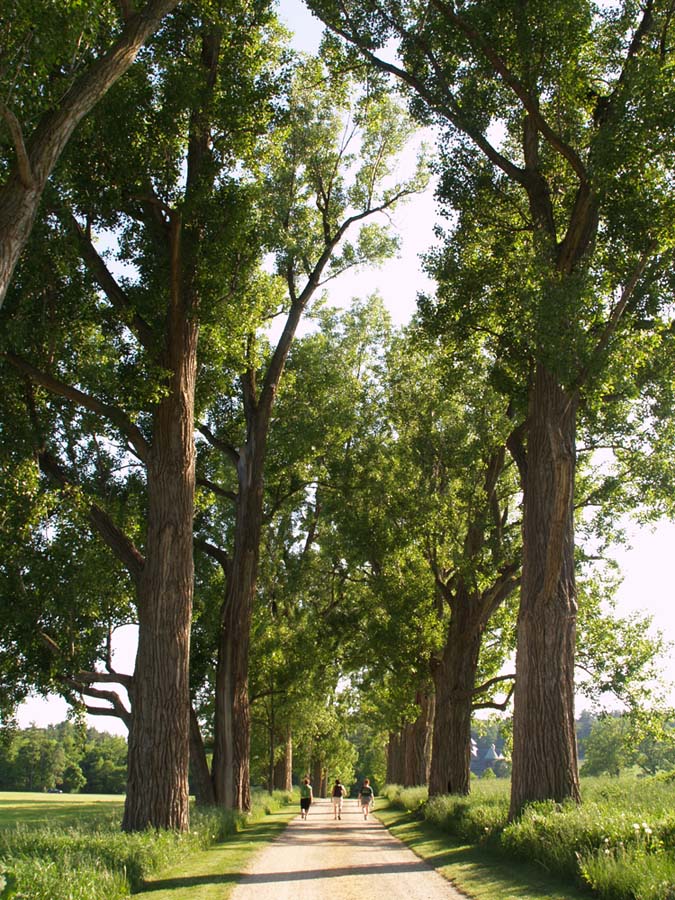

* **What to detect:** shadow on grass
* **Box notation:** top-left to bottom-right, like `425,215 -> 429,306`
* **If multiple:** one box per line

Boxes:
133,812 -> 295,897
137,873 -> 238,892
379,810 -> 588,900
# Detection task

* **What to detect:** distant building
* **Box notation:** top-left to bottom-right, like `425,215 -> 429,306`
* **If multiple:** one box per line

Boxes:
471,742 -> 505,775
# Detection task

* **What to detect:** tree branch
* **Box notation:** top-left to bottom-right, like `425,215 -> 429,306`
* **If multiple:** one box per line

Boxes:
62,210 -> 157,352
197,423 -> 239,466
5,352 -> 150,463
575,244 -> 657,391
0,104 -> 34,189
38,450 -> 145,581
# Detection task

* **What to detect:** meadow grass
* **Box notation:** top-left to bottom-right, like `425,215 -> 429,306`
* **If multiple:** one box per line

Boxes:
0,789 -> 295,900
383,774 -> 675,899
376,804 -> 587,900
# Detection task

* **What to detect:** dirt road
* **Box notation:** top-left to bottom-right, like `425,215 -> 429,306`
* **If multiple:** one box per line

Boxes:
228,797 -> 468,900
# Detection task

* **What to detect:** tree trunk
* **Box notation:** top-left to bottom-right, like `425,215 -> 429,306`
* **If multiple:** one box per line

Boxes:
274,726 -> 293,791
0,0 -> 181,308
386,732 -> 403,784
123,329 -> 197,830
510,363 -> 580,819
428,601 -> 482,797
211,444 -> 264,811
403,689 -> 434,787
189,706 -> 216,807
311,759 -> 326,797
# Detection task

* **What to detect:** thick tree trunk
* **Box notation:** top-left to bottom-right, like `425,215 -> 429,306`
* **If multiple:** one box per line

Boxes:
510,363 -> 580,819
428,602 -> 482,797
386,732 -> 404,784
0,0 -> 181,308
403,689 -> 434,787
211,445 -> 264,811
189,706 -> 216,807
123,330 -> 197,830
311,759 -> 325,798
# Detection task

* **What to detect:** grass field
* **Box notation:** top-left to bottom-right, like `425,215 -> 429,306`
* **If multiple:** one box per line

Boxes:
0,792 -> 125,828
0,790 -> 295,900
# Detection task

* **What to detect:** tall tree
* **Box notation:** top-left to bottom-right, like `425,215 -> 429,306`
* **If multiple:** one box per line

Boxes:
308,0 -> 675,815
194,68 -> 424,809
0,0 -> 183,307
1,2 -> 283,829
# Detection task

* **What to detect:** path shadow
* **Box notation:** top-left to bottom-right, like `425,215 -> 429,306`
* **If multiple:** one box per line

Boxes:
136,873 -> 238,892
238,858 -> 433,885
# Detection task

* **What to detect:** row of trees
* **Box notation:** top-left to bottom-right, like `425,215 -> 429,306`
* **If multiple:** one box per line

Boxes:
2,0 -> 675,831
0,722 -> 127,794
1,1 -> 425,830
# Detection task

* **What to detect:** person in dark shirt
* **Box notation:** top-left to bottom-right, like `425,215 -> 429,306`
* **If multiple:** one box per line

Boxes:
357,778 -> 374,820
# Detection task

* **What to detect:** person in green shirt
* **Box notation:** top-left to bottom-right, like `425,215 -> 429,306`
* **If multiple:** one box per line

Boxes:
299,776 -> 313,819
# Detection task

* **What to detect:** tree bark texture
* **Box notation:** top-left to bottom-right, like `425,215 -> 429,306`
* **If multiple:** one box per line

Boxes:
428,601 -> 483,797
189,707 -> 216,807
403,689 -> 435,787
0,0 -> 181,308
510,363 -> 580,819
386,732 -> 404,785
123,324 -> 198,830
211,442 -> 264,811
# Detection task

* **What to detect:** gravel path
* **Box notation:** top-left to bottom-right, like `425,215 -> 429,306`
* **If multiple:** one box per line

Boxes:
229,797 -> 468,900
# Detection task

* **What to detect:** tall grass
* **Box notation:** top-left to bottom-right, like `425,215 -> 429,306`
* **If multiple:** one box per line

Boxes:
0,789 -> 293,900
383,775 -> 675,898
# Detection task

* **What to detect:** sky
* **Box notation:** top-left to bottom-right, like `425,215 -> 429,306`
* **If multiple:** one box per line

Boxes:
15,0 -> 675,736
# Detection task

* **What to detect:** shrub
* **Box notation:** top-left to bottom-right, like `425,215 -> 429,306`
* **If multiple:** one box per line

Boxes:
381,784 -> 427,811
424,793 -> 507,844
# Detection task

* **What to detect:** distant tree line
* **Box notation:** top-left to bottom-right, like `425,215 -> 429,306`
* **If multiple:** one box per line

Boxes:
0,722 -> 127,794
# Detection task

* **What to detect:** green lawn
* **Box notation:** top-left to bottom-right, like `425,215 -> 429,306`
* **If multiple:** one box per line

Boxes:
376,805 -> 590,900
0,791 -> 124,828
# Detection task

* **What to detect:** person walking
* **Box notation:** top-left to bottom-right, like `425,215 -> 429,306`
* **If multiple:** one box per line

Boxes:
358,778 -> 374,820
299,776 -> 313,819
331,778 -> 346,820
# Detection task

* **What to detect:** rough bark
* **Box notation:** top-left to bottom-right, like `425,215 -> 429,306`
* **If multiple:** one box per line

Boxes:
403,690 -> 434,787
123,321 -> 198,830
211,440 -> 264,811
428,600 -> 482,797
0,0 -> 181,308
386,732 -> 404,785
189,706 -> 216,807
509,363 -> 580,819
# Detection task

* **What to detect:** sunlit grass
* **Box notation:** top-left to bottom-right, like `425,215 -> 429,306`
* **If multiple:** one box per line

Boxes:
0,789 -> 296,900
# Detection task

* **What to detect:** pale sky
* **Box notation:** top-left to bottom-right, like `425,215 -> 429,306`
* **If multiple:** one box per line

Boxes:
15,0 -> 675,736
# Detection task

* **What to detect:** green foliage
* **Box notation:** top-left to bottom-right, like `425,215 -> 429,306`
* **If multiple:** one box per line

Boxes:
580,710 -> 675,778
0,724 -> 126,794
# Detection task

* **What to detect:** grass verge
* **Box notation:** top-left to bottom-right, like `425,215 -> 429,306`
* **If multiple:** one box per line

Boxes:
375,804 -> 589,900
133,806 -> 297,900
